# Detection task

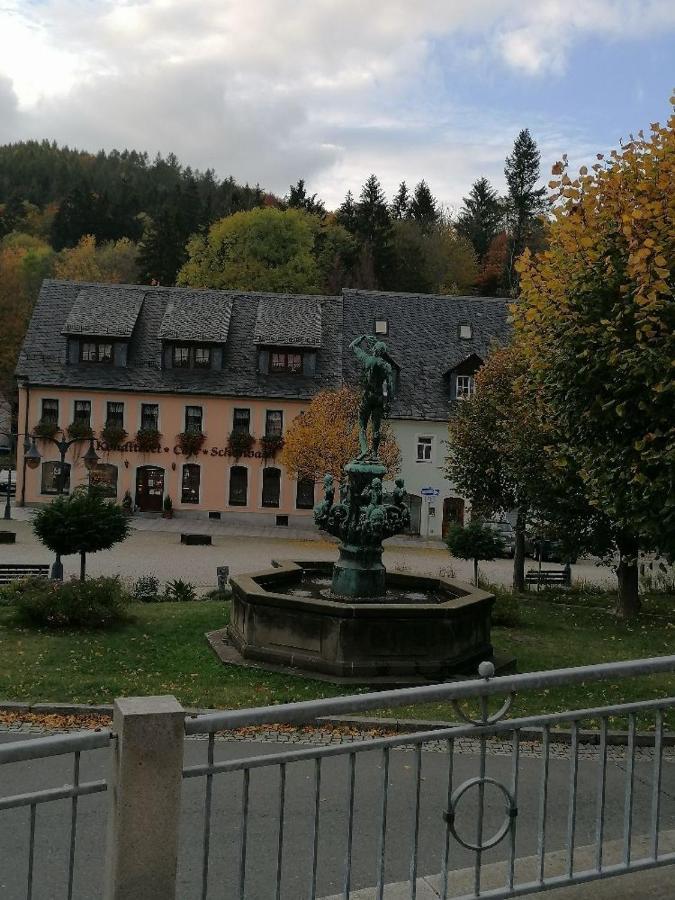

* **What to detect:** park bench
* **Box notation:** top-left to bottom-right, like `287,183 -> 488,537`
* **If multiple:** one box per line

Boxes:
525,566 -> 571,589
0,564 -> 50,585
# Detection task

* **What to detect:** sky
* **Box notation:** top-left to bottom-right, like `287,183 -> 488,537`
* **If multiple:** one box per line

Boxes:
1,1 -> 674,211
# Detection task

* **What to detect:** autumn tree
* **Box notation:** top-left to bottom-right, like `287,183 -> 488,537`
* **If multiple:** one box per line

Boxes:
280,387 -> 401,484
55,235 -> 140,283
515,107 -> 675,618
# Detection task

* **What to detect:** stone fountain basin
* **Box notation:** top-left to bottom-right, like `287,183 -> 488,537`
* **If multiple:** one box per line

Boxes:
219,560 -> 500,686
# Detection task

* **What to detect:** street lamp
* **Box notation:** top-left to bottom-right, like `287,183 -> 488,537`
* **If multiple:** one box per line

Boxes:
0,432 -> 40,521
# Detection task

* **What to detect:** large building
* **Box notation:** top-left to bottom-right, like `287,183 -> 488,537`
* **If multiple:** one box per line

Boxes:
15,280 -> 509,536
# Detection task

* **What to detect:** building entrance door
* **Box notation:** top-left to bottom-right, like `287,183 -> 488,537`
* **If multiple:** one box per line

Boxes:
135,466 -> 165,512
442,497 -> 465,538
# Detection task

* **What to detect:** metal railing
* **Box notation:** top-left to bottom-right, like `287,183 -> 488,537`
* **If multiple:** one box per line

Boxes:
0,728 -> 113,899
182,656 -> 675,900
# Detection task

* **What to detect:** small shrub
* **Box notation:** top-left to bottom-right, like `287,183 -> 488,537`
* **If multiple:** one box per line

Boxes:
11,576 -> 130,628
164,578 -> 197,602
122,490 -> 133,515
491,589 -> 522,627
132,575 -> 161,603
203,586 -> 233,602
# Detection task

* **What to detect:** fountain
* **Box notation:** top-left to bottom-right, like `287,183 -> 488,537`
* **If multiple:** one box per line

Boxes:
210,336 -> 505,685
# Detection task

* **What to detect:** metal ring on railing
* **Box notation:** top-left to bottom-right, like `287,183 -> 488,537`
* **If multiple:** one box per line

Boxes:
444,776 -> 517,851
450,692 -> 515,726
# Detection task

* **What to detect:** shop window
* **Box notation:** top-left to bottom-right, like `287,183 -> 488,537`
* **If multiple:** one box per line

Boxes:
81,341 -> 113,363
296,478 -> 315,510
74,400 -> 91,426
41,399 -> 59,424
41,461 -> 71,494
265,410 -> 283,438
233,408 -> 251,435
229,466 -> 248,506
141,403 -> 159,431
181,464 -> 201,504
90,463 -> 118,498
106,401 -> 124,427
262,467 -> 281,507
185,405 -> 203,433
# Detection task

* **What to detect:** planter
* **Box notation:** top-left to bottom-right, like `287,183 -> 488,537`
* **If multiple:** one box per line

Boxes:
177,431 -> 206,457
227,431 -> 255,459
136,428 -> 162,453
100,424 -> 128,449
260,434 -> 284,457
67,422 -> 94,441
33,421 -> 60,441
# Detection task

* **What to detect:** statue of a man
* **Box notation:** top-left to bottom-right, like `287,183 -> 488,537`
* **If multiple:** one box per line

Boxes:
349,335 -> 395,457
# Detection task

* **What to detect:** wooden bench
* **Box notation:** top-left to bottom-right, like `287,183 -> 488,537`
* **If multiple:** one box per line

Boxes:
0,564 -> 50,585
525,566 -> 571,589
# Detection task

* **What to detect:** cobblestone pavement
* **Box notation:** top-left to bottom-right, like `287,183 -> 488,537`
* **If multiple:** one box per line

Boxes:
1,508 -> 620,589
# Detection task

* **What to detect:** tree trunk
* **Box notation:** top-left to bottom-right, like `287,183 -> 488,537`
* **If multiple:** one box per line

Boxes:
473,557 -> 479,587
80,551 -> 86,582
616,533 -> 640,619
512,507 -> 527,593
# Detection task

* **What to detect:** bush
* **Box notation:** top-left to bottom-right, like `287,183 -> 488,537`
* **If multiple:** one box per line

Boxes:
203,586 -> 233,602
164,578 -> 197,602
10,576 -> 130,628
132,575 -> 161,603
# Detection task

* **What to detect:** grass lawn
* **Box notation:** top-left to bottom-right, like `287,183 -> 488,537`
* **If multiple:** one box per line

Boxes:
0,595 -> 673,728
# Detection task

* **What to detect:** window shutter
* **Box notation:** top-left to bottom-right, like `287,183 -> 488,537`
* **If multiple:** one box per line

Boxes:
67,339 -> 79,365
258,349 -> 270,374
212,347 -> 223,369
302,351 -> 317,377
114,342 -> 128,367
163,346 -> 173,369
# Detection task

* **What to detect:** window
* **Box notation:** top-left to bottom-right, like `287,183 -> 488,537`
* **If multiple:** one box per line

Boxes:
229,466 -> 248,506
262,467 -> 281,507
181,464 -> 201,504
296,478 -> 315,510
194,347 -> 211,368
417,436 -> 433,462
90,463 -> 118,498
73,400 -> 91,426
459,323 -> 473,340
41,399 -> 58,424
232,408 -> 251,435
185,405 -> 203,433
456,375 -> 475,399
141,403 -> 159,431
41,461 -> 71,494
173,345 -> 190,368
265,410 -> 283,437
106,401 -> 124,427
81,341 -> 113,363
374,319 -> 388,335
270,350 -> 303,373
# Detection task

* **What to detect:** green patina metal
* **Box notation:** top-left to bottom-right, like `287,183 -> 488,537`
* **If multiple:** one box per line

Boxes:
314,335 -> 409,598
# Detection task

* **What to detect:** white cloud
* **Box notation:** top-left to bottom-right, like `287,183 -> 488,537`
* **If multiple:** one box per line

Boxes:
0,0 -> 673,207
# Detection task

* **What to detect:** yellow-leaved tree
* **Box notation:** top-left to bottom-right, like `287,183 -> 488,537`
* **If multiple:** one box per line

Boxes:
280,387 -> 401,484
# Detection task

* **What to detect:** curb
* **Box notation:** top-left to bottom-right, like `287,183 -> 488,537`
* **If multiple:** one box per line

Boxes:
1,701 -> 672,747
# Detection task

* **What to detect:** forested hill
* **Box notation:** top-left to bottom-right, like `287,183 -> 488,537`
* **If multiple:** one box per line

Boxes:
0,140 -> 267,251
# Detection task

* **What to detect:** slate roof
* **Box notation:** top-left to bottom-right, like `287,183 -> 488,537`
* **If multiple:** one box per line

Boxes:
62,287 -> 144,337
253,295 -> 323,347
159,292 -> 233,343
341,290 -> 510,420
17,281 -> 510,420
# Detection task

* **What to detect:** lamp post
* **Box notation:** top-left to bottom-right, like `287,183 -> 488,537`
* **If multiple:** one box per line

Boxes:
0,432 -> 41,520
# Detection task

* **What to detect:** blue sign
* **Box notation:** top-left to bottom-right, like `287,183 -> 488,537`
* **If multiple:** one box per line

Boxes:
421,487 -> 440,497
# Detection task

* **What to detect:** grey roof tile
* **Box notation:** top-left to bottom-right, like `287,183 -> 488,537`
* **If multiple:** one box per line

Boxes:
253,295 -> 322,347
62,287 -> 145,337
158,292 -> 233,343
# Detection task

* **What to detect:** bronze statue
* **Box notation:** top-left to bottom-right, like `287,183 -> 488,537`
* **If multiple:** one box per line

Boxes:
349,335 -> 396,458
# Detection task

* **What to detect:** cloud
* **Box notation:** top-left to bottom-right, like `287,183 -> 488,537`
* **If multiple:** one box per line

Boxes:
0,1 -> 673,207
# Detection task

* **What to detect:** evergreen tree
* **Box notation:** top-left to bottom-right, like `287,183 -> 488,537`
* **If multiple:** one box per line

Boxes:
409,180 -> 439,231
504,129 -> 547,292
336,190 -> 357,233
390,181 -> 410,220
287,179 -> 325,216
138,209 -> 185,285
456,177 -> 504,261
354,174 -> 392,286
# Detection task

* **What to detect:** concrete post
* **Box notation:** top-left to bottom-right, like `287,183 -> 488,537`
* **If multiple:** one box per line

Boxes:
103,695 -> 185,900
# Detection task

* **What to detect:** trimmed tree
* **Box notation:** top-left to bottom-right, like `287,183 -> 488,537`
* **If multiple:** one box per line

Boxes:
32,486 -> 130,580
280,387 -> 401,484
445,521 -> 504,586
515,107 -> 675,618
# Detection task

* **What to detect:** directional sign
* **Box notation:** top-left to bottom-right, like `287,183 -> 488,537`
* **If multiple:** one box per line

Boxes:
421,487 -> 440,497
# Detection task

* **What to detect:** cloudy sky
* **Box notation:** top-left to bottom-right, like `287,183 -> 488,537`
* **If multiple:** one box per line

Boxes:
1,1 -> 674,210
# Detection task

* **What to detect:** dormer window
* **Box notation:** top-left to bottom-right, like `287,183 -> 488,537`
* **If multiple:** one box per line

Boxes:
456,375 -> 475,399
173,345 -> 190,368
459,323 -> 472,340
81,341 -> 113,363
194,347 -> 211,368
375,319 -> 388,336
271,350 -> 303,373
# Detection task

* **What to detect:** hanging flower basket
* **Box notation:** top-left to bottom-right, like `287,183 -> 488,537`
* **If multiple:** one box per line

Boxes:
100,424 -> 128,449
178,431 -> 206,457
260,434 -> 285,457
227,430 -> 255,458
33,420 -> 60,440
67,421 -> 94,440
136,428 -> 162,453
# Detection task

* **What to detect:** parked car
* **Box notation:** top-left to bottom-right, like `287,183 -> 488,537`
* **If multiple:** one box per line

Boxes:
484,520 -> 516,558
525,535 -> 577,564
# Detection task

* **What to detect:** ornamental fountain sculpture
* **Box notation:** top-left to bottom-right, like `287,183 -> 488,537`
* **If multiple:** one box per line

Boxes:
216,335 -> 507,685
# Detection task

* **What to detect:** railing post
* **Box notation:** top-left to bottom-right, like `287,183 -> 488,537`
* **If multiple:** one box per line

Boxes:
103,696 -> 185,900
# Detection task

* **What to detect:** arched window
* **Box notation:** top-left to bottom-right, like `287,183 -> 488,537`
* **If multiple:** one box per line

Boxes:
295,478 -> 315,510
41,461 -> 71,495
181,464 -> 201,504
229,466 -> 248,507
262,467 -> 281,508
90,463 -> 118,498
